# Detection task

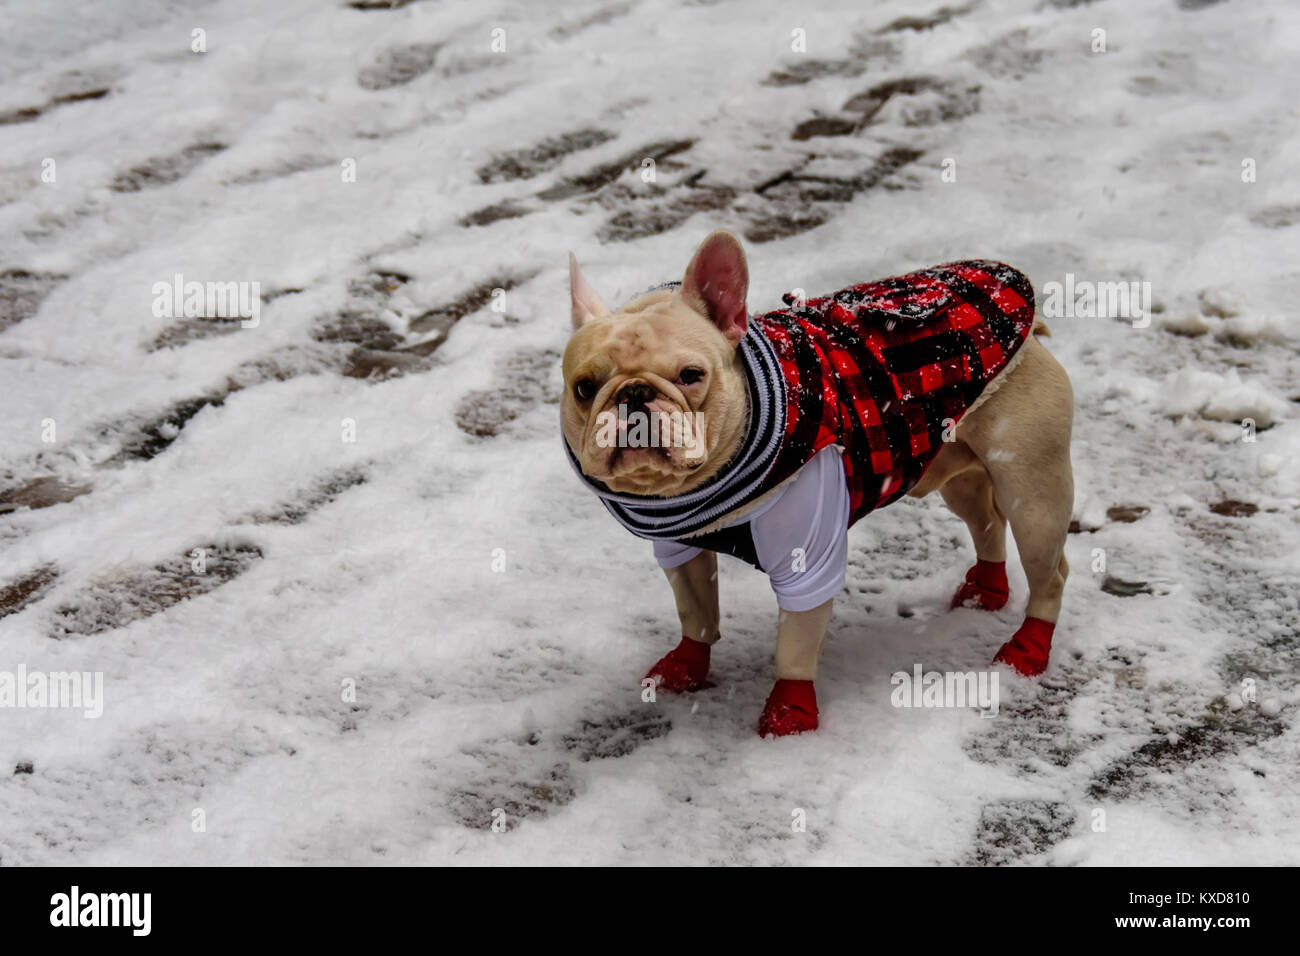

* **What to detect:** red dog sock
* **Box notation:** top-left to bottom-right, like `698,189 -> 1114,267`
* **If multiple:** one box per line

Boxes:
951,559 -> 1010,611
758,679 -> 819,737
644,635 -> 712,692
993,617 -> 1056,676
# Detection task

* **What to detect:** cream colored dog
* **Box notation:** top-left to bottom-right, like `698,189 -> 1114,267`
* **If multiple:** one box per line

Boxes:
561,231 -> 1074,736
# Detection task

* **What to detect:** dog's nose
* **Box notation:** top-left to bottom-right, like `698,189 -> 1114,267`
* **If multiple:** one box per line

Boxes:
617,383 -> 657,408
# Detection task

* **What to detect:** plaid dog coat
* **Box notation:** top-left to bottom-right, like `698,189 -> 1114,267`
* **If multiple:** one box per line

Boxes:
566,260 -> 1037,566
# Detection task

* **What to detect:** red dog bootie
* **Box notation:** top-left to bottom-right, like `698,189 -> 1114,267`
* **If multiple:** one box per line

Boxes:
644,635 -> 712,692
758,679 -> 819,737
993,617 -> 1056,676
951,559 -> 1010,611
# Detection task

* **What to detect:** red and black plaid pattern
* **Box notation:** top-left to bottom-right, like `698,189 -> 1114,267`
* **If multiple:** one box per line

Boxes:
755,259 -> 1036,525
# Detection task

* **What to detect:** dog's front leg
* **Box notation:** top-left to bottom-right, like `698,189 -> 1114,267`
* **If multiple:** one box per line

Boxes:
760,600 -> 832,737
668,550 -> 720,646
644,550 -> 719,693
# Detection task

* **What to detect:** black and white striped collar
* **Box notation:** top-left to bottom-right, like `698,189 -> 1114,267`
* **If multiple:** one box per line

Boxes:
563,319 -> 787,541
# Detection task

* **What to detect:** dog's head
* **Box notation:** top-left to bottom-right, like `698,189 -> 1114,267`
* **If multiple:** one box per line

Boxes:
561,231 -> 752,496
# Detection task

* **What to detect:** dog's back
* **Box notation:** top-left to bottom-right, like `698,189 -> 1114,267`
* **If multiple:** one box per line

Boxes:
750,259 -> 1038,526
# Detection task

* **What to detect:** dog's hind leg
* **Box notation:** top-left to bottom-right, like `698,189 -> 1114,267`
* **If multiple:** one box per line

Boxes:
989,488 -> 1071,675
1003,503 -> 1071,625
958,336 -> 1075,675
940,462 -> 1010,611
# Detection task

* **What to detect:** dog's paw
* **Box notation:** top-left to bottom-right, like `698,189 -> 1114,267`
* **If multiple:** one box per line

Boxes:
951,559 -> 1009,611
757,679 -> 819,737
992,617 -> 1055,676
644,635 -> 712,693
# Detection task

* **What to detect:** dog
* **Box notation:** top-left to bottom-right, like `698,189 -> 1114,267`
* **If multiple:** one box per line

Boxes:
561,231 -> 1074,736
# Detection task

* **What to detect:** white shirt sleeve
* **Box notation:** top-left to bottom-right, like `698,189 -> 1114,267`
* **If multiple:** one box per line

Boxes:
653,537 -> 703,570
751,446 -> 850,612
650,445 -> 850,611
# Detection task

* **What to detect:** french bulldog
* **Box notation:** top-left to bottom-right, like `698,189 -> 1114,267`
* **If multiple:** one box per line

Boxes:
561,231 -> 1074,736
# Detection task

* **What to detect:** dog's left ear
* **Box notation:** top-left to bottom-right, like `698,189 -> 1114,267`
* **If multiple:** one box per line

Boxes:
569,253 -> 611,329
681,231 -> 749,345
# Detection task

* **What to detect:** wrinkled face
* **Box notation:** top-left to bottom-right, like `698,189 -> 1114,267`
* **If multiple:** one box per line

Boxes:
561,292 -> 747,496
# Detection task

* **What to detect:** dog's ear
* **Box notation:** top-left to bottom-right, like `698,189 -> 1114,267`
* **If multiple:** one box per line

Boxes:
569,253 -> 611,329
680,231 -> 749,345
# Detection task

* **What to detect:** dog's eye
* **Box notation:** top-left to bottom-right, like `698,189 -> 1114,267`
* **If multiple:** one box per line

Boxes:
678,367 -> 706,386
573,379 -> 598,402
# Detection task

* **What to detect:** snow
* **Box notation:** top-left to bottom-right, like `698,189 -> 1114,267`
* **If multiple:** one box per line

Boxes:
1161,368 -> 1289,429
1,0 -> 1298,865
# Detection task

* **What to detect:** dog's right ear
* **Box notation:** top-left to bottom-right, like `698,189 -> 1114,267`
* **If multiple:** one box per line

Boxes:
569,253 -> 611,329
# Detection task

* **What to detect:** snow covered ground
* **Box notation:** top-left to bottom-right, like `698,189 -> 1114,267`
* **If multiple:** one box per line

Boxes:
1,0 -> 1298,865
